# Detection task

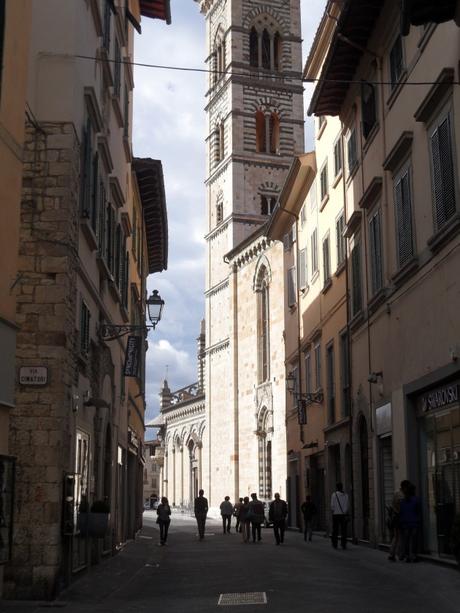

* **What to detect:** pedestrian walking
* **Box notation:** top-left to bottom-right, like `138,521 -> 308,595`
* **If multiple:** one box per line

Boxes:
234,497 -> 244,533
331,482 -> 349,550
240,496 -> 251,543
248,493 -> 265,543
220,496 -> 234,534
269,493 -> 288,545
400,482 -> 421,562
387,479 -> 410,561
194,489 -> 208,540
301,495 -> 317,542
156,496 -> 171,546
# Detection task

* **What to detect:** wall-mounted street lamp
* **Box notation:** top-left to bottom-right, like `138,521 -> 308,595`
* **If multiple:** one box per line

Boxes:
286,371 -> 323,405
99,290 -> 165,341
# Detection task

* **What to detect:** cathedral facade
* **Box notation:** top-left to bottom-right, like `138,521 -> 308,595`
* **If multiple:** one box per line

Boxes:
195,0 -> 305,509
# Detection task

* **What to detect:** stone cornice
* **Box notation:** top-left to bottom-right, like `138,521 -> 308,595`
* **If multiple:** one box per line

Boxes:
165,401 -> 205,424
230,234 -> 274,270
206,338 -> 230,355
205,278 -> 229,298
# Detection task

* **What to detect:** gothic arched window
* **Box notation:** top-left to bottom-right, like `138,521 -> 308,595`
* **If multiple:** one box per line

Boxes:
256,110 -> 266,153
261,195 -> 277,215
257,273 -> 270,383
269,112 -> 280,154
250,27 -> 259,67
262,29 -> 271,69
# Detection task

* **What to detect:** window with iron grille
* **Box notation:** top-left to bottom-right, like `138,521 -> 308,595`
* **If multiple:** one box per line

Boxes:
320,161 -> 328,202
114,39 -> 121,98
287,266 -> 296,307
314,343 -> 321,390
393,164 -> 414,268
326,343 -> 335,424
361,82 -> 377,139
389,35 -> 404,89
334,137 -> 342,177
336,213 -> 346,266
299,248 -> 307,290
80,300 -> 91,356
429,109 -> 457,230
351,241 -> 362,316
369,208 -> 383,295
304,352 -> 312,394
311,228 -> 318,275
322,235 -> 331,284
340,331 -> 351,417
347,129 -> 357,174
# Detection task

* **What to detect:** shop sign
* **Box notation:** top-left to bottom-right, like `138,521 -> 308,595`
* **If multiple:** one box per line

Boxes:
376,402 -> 392,435
123,336 -> 141,377
421,383 -> 459,412
19,366 -> 48,386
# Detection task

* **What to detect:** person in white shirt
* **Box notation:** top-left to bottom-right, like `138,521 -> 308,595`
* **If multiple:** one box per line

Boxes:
331,482 -> 349,549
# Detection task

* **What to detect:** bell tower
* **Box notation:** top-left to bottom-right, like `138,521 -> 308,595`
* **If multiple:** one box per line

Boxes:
195,0 -> 304,506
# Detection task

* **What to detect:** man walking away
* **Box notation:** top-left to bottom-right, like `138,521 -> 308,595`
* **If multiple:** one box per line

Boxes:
388,479 -> 410,561
240,496 -> 251,543
331,482 -> 349,550
269,493 -> 288,545
400,482 -> 421,562
194,489 -> 208,540
249,493 -> 265,543
156,496 -> 171,546
220,496 -> 233,534
234,497 -> 243,533
301,495 -> 317,542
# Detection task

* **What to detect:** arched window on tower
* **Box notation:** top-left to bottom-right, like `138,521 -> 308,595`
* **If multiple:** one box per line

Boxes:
260,195 -> 277,216
274,32 -> 281,71
269,112 -> 280,154
262,29 -> 271,69
214,125 -> 221,166
256,110 -> 266,153
250,27 -> 259,67
216,199 -> 223,225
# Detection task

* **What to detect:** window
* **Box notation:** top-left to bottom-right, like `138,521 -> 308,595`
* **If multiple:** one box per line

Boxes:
429,109 -> 457,230
287,266 -> 296,306
214,123 -> 224,166
257,111 -> 280,154
115,224 -> 121,289
389,35 -> 404,89
314,343 -> 321,390
311,228 -> 318,275
304,352 -> 312,394
269,113 -> 280,154
334,137 -> 342,178
340,331 -> 350,417
89,152 -> 99,234
103,0 -> 111,51
114,39 -> 121,98
262,29 -> 271,69
320,162 -> 328,202
336,213 -> 346,267
216,200 -> 223,224
257,277 -> 270,383
300,204 -> 306,226
299,248 -> 307,290
249,26 -> 282,71
256,110 -> 266,153
98,181 -> 107,254
81,117 -> 93,219
351,241 -> 363,316
393,164 -> 414,267
261,195 -> 276,216
80,300 -> 91,355
219,122 -> 225,160
347,128 -> 358,174
326,343 -> 335,423
123,85 -> 129,138
274,32 -> 281,71
322,235 -> 331,284
250,27 -> 258,67
132,208 -> 137,259
362,82 -> 377,139
369,208 -> 383,295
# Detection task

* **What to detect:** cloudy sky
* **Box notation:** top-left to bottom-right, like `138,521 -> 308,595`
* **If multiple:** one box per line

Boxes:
133,0 -> 326,423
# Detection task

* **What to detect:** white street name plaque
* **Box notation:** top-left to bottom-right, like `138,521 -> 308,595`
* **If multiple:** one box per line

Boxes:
19,366 -> 48,386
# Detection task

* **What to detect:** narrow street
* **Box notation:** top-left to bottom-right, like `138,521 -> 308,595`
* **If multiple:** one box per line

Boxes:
2,511 -> 459,613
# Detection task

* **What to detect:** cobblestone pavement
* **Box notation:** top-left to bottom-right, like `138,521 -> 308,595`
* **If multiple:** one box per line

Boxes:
1,510 -> 460,613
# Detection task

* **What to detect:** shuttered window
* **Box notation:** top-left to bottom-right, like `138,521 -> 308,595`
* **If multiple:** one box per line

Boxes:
351,242 -> 362,316
347,129 -> 357,174
114,225 -> 121,289
314,343 -> 321,390
334,138 -> 342,177
80,300 -> 91,356
389,35 -> 404,89
320,162 -> 328,201
90,152 -> 99,233
393,165 -> 414,268
311,228 -> 318,274
81,118 -> 92,218
98,182 -> 107,256
299,248 -> 307,290
114,39 -> 121,98
340,331 -> 351,417
369,209 -> 383,295
430,111 -> 457,230
362,82 -> 377,139
326,343 -> 335,424
304,352 -> 312,394
287,266 -> 296,306
336,213 -> 346,266
322,235 -> 331,283
103,0 -> 111,51
123,85 -> 129,138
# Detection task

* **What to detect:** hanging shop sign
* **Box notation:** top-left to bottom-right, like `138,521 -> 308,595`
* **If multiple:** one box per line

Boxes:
19,366 -> 48,386
123,336 -> 141,377
421,382 -> 459,413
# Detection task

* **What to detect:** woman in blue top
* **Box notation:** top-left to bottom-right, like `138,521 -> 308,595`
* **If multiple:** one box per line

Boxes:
399,483 -> 421,562
157,496 -> 171,546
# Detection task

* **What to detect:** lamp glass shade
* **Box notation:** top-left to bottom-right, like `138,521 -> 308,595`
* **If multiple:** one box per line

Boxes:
286,372 -> 296,393
147,290 -> 164,325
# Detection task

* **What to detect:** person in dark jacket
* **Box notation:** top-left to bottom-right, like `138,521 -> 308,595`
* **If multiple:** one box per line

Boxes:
399,482 -> 421,562
194,489 -> 209,540
239,496 -> 251,543
248,493 -> 265,543
301,495 -> 317,542
234,497 -> 244,533
269,493 -> 288,545
156,497 -> 171,546
220,496 -> 234,534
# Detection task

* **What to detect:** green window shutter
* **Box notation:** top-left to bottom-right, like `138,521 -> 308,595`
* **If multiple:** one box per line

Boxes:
90,152 -> 99,232
394,169 -> 414,267
299,248 -> 307,289
431,114 -> 456,230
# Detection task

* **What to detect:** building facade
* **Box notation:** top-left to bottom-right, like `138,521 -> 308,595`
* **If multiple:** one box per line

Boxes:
195,0 -> 304,510
308,0 -> 460,557
0,0 -> 32,598
5,0 -> 169,599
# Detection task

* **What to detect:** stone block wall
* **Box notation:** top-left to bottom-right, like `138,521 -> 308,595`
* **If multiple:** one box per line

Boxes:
5,121 -> 80,599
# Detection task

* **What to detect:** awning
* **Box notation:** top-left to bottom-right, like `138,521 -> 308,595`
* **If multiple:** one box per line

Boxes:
133,158 -> 168,274
140,0 -> 171,24
307,0 -> 383,117
266,152 -> 316,240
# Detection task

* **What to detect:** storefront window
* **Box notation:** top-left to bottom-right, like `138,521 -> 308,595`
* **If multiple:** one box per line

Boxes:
0,455 -> 15,564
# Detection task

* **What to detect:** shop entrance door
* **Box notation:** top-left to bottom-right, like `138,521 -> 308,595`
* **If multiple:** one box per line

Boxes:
422,407 -> 460,556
